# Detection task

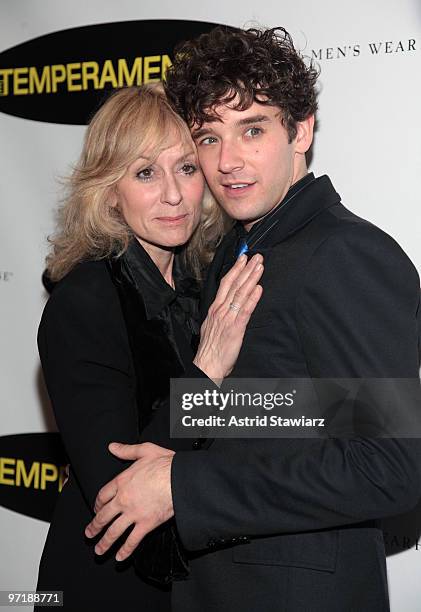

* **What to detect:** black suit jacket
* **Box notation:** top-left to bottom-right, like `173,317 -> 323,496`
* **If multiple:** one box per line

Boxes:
171,175 -> 421,612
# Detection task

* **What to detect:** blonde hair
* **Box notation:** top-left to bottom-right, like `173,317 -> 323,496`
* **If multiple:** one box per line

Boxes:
46,84 -> 230,281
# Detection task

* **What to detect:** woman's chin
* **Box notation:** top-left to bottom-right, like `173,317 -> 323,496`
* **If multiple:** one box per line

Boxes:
156,226 -> 195,248
136,232 -> 192,251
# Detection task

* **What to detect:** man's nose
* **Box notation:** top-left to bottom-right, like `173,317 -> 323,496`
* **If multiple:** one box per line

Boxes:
218,141 -> 245,174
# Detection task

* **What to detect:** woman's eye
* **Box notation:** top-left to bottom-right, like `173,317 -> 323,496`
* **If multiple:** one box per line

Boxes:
181,163 -> 197,175
245,127 -> 262,137
136,167 -> 154,181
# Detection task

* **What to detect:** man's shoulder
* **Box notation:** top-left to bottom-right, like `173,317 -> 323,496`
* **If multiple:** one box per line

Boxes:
305,205 -> 419,288
313,202 -> 379,240
311,203 -> 412,263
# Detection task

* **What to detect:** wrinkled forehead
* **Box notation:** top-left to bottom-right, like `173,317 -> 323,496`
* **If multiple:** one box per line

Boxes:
137,121 -> 196,164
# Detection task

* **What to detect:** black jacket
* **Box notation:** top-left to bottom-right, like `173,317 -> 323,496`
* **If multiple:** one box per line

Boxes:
36,240 -> 199,611
171,175 -> 421,612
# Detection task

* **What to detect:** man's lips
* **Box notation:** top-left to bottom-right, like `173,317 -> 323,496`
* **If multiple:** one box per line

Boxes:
155,214 -> 189,225
221,182 -> 256,197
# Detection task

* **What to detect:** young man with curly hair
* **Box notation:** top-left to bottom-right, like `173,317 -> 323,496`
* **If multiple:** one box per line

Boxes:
86,27 -> 421,611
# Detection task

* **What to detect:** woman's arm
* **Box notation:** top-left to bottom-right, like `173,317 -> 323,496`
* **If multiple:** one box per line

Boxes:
38,261 -> 138,511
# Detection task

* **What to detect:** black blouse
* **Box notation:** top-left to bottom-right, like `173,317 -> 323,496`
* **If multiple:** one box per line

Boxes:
113,238 -> 201,450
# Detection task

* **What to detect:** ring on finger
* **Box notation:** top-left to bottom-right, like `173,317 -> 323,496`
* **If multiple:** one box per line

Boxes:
229,302 -> 241,311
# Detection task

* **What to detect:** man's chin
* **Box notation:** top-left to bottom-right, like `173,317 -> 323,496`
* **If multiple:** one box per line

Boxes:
223,208 -> 267,228
218,202 -> 258,221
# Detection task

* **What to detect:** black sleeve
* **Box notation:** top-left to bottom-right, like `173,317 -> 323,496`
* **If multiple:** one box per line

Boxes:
171,224 -> 421,550
38,268 -> 139,511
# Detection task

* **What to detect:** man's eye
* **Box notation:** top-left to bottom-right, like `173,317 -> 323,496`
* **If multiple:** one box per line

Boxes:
200,136 -> 217,145
245,127 -> 263,137
136,167 -> 154,181
181,163 -> 197,175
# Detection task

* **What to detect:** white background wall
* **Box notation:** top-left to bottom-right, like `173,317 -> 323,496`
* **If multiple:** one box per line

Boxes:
1,1 -> 420,609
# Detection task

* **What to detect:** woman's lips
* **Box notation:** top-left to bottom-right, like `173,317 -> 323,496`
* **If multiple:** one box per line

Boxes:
155,214 -> 189,225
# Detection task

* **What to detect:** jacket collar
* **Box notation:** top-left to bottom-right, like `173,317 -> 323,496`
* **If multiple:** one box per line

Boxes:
235,173 -> 341,254
121,239 -> 200,321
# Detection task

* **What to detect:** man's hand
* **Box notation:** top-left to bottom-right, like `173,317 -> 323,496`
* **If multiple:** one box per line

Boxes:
85,442 -> 175,561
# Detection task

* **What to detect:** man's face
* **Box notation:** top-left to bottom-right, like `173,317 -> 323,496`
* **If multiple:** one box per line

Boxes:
192,100 -> 312,229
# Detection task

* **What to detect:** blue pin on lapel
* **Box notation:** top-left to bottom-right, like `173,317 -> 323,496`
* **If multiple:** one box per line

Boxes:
237,239 -> 249,258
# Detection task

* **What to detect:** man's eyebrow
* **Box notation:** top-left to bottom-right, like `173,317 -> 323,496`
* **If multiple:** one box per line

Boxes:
235,114 -> 272,127
192,114 -> 272,140
192,126 -> 215,140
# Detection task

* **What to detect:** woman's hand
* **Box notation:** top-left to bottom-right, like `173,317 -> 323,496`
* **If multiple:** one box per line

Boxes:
193,253 -> 263,381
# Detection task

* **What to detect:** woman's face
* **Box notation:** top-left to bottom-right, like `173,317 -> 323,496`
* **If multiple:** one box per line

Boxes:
115,142 -> 204,252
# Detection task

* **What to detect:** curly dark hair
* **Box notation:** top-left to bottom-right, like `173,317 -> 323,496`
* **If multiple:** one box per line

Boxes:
164,26 -> 319,142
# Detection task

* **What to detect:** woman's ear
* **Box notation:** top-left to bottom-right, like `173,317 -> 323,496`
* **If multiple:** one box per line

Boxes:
294,115 -> 315,154
107,185 -> 119,209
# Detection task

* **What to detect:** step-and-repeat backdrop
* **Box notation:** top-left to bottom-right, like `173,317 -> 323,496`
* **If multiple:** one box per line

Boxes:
1,0 -> 420,609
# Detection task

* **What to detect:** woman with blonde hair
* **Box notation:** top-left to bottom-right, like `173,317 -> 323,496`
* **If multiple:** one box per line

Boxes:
35,84 -> 263,611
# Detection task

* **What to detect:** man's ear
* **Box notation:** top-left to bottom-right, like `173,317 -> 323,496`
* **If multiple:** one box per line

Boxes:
295,115 -> 315,154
